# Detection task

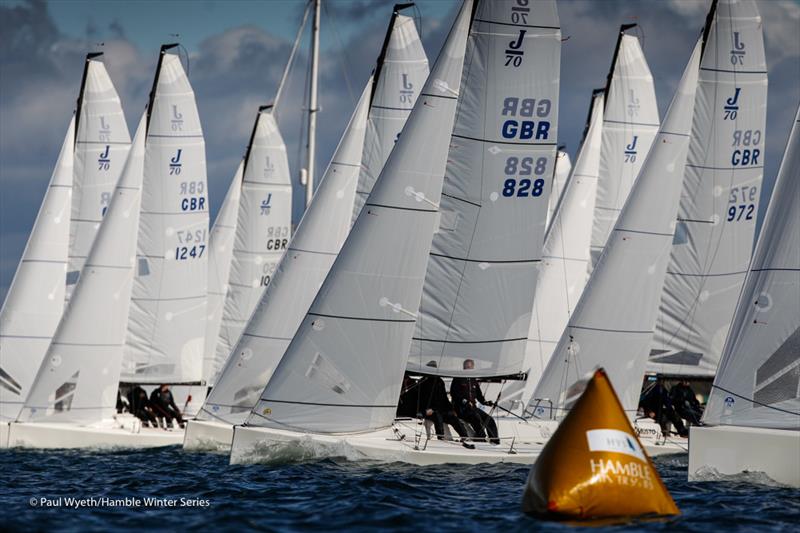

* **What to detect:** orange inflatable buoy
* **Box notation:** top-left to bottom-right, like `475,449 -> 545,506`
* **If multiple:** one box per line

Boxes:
521,368 -> 679,520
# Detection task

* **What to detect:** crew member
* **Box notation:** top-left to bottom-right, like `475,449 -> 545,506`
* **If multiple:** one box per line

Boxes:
450,359 -> 500,445
639,378 -> 688,437
417,367 -> 474,449
670,379 -> 704,426
149,384 -> 185,429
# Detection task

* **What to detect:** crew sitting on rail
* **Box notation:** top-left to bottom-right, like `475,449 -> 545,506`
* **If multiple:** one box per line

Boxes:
639,378 -> 689,438
127,385 -> 158,427
450,359 -> 500,445
670,379 -> 704,426
149,384 -> 185,429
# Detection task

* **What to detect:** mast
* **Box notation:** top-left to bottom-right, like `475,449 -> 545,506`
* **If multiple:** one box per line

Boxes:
305,0 -> 320,208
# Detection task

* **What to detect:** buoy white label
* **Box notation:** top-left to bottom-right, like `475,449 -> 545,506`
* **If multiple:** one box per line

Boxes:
586,429 -> 646,461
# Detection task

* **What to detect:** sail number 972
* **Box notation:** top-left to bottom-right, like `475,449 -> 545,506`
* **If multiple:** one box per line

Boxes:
501,156 -> 546,198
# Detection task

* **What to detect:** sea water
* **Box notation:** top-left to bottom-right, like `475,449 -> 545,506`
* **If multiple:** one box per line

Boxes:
1,447 -> 798,531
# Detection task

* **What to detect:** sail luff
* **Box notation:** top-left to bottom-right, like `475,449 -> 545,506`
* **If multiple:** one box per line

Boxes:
0,118 -> 74,421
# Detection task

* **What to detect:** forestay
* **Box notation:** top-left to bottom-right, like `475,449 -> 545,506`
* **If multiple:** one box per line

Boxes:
0,119 -> 74,421
517,90 -> 604,405
199,80 -> 371,425
19,114 -> 146,424
407,0 -> 561,378
209,109 -> 292,383
351,9 -> 429,222
67,54 -> 131,301
703,104 -> 800,430
202,161 -> 243,384
531,39 -> 701,419
590,30 -> 658,268
649,0 -> 768,377
246,0 -> 472,434
122,47 -> 208,384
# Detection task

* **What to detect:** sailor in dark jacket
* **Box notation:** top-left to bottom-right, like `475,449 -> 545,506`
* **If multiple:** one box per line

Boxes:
670,379 -> 704,426
640,378 -> 688,437
149,384 -> 185,428
127,385 -> 157,427
417,374 -> 474,448
450,359 -> 500,445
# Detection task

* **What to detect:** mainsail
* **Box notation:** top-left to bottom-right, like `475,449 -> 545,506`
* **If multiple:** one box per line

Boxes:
67,53 -> 131,301
0,118 -> 74,421
199,79 -> 372,424
517,90 -> 604,404
703,104 -> 799,430
207,108 -> 292,383
407,0 -> 561,378
531,38 -> 701,418
589,28 -> 659,268
245,0 -> 472,434
202,161 -> 243,384
351,6 -> 429,222
122,46 -> 208,384
648,0 -> 768,377
18,114 -> 146,424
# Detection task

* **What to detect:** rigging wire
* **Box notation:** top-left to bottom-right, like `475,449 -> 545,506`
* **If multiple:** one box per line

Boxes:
273,0 -> 313,115
321,0 -> 356,104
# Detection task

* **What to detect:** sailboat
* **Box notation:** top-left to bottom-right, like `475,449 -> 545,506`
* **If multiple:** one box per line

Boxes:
120,45 -> 209,418
589,25 -> 659,269
0,53 -> 130,427
647,0 -> 768,379
517,29 -> 703,458
498,88 -> 604,410
230,0 -> 563,466
185,4 -> 429,451
688,104 -> 799,488
202,106 -> 293,394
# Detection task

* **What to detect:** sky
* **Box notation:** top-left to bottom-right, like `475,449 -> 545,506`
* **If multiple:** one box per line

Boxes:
1,0 -> 798,302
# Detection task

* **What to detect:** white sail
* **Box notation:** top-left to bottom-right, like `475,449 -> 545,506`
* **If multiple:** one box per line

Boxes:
648,0 -> 768,377
589,30 -> 659,268
209,110 -> 292,381
202,161 -> 243,384
351,9 -> 429,222
66,54 -> 131,301
18,114 -> 147,424
546,150 -> 572,229
517,90 -> 604,403
199,80 -> 372,424
531,38 -> 701,418
407,0 -> 561,378
703,104 -> 800,430
245,0 -> 472,434
122,47 -> 208,384
0,118 -> 74,421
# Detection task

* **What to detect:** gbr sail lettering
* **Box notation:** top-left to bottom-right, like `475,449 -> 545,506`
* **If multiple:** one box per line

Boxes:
501,97 -> 551,140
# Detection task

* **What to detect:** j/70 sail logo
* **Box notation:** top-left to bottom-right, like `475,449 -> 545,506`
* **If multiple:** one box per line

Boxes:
723,88 -> 741,120
730,32 -> 746,65
264,156 -> 275,177
624,136 -> 638,163
169,149 -> 182,175
171,105 -> 184,131
98,116 -> 111,141
260,193 -> 272,216
399,74 -> 414,104
505,30 -> 526,68
98,145 -> 111,171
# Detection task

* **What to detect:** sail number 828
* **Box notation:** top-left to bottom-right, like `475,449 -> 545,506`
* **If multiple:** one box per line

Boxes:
501,156 -> 547,198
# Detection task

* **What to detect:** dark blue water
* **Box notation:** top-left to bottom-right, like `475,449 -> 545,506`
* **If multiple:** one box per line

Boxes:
1,448 -> 797,532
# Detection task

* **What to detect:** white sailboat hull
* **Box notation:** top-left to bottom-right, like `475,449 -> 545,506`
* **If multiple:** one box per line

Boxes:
688,425 -> 800,487
230,420 -> 548,466
2,416 -> 184,449
183,419 -> 233,451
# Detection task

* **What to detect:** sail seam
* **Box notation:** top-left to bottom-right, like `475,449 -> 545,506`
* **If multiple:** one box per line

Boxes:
131,295 -> 205,301
147,134 -> 204,139
665,270 -> 748,277
711,385 -> 800,416
242,332 -> 293,341
287,247 -> 338,256
412,336 -> 526,344
699,67 -> 767,74
429,252 -> 541,264
308,311 -> 415,323
257,399 -> 396,409
603,119 -> 659,127
613,228 -> 674,237
569,325 -> 652,334
364,203 -> 437,213
451,132 -> 557,146
442,192 -> 481,208
472,18 -> 560,30
686,163 -> 763,171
